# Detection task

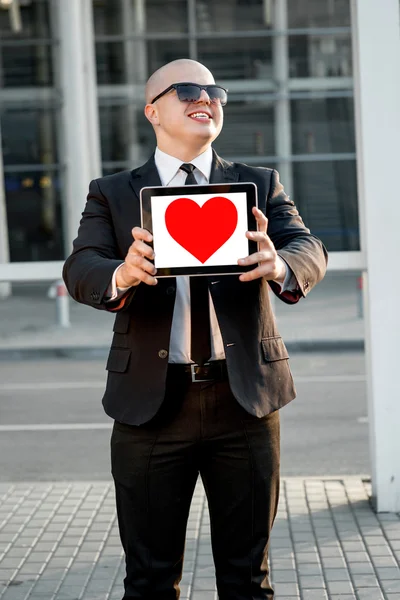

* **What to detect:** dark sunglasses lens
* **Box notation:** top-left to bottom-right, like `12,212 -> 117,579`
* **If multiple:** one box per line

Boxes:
176,85 -> 201,103
207,86 -> 228,105
176,84 -> 227,105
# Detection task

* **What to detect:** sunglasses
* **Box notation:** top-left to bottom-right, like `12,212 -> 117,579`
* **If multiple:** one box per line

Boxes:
150,82 -> 228,106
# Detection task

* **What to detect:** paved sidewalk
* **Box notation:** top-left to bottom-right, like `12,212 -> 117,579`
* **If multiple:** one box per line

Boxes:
1,478 -> 399,600
0,273 -> 364,357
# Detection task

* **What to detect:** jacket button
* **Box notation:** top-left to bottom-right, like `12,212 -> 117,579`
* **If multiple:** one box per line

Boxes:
158,349 -> 168,359
166,286 -> 175,295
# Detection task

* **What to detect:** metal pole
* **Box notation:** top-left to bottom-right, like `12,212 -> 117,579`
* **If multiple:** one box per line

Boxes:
351,0 -> 400,512
54,0 -> 101,255
0,120 -> 11,299
55,279 -> 70,328
81,0 -> 102,178
272,0 -> 293,198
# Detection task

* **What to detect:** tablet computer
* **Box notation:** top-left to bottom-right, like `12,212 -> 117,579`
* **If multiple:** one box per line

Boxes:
140,182 -> 258,277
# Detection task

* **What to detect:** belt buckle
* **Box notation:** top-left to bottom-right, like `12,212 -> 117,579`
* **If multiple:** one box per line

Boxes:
190,363 -> 213,383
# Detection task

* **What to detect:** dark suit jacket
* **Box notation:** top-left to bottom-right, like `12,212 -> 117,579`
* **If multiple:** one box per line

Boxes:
63,151 -> 327,425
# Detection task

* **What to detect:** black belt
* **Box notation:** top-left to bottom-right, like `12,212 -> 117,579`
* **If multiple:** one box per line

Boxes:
168,360 -> 228,383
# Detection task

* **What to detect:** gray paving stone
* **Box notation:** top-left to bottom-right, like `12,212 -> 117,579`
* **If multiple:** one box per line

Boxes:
344,550 -> 370,562
194,565 -> 214,578
293,552 -> 319,563
380,578 -> 400,592
374,566 -> 400,579
347,563 -> 375,575
321,557 -> 346,568
371,555 -> 397,567
271,558 -> 295,570
368,545 -> 394,557
356,589 -> 384,599
271,569 -> 298,583
298,575 -> 326,588
292,563 -> 322,575
1,590 -> 31,600
300,590 -> 328,599
323,568 -> 351,581
192,576 -> 216,591
273,582 -> 299,595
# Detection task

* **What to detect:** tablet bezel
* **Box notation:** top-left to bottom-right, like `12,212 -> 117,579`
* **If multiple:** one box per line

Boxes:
140,182 -> 258,277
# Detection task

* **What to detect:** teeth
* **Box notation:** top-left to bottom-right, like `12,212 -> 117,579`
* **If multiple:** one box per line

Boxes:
190,113 -> 210,119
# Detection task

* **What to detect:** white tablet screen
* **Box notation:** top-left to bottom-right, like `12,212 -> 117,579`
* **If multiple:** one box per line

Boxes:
150,191 -> 249,269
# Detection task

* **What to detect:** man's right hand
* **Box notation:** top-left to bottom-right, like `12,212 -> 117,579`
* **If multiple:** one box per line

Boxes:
116,227 -> 157,288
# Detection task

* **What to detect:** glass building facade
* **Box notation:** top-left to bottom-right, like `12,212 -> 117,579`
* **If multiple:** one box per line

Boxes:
0,0 -> 358,264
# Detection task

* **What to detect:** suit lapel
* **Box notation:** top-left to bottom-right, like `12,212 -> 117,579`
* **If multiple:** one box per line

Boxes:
129,154 -> 162,200
210,149 -> 239,184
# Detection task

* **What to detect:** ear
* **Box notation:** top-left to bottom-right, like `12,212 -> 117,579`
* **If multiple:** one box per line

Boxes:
144,103 -> 160,126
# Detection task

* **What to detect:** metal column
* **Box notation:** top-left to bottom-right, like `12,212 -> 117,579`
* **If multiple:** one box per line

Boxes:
54,0 -> 101,254
0,121 -> 11,298
272,0 -> 293,197
351,0 -> 400,512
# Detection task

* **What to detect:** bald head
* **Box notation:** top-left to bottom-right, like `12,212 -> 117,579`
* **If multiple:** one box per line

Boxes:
145,59 -> 215,104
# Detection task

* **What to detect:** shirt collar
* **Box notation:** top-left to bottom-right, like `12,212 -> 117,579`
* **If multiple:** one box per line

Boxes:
154,146 -> 213,185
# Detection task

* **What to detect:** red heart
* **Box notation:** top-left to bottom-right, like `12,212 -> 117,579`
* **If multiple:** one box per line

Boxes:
165,196 -> 238,263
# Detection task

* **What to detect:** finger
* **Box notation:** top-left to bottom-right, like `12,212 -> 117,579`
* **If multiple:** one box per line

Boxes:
246,230 -> 274,251
130,239 -> 155,260
126,254 -> 157,277
123,263 -> 158,286
132,227 -> 153,243
252,206 -> 268,234
238,250 -> 275,267
239,265 -> 267,282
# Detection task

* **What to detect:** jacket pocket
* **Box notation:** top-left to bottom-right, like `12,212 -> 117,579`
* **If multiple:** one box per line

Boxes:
261,336 -> 289,362
106,347 -> 131,373
113,311 -> 130,334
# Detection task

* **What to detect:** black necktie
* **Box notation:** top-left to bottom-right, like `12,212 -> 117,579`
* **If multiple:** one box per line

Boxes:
180,163 -> 211,365
180,162 -> 197,185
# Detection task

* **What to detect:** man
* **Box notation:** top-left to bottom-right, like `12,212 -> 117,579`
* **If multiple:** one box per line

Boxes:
63,59 -> 327,600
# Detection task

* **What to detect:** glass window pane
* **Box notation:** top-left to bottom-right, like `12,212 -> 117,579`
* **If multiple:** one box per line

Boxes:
1,108 -> 58,166
147,39 -> 190,75
100,102 -> 156,165
292,160 -> 359,251
93,0 -> 188,35
198,38 -> 272,80
146,0 -> 188,33
196,0 -> 271,33
291,97 -> 355,154
4,170 -> 64,262
0,44 -> 53,87
93,0 -> 124,35
0,0 -> 51,39
289,34 -> 352,78
287,0 -> 351,28
96,42 -> 127,84
213,97 -> 275,158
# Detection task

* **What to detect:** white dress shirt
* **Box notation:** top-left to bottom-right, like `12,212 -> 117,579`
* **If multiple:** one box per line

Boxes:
107,146 -> 297,363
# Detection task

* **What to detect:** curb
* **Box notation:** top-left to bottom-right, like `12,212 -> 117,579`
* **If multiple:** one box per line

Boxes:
0,339 -> 365,361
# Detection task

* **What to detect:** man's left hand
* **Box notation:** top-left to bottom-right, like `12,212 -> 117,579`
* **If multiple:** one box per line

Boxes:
238,207 -> 286,283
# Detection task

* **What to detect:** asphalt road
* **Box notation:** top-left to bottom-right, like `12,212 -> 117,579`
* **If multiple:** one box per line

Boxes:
0,352 -> 369,481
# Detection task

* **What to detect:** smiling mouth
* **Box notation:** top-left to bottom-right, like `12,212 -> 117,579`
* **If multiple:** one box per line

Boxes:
188,112 -> 212,121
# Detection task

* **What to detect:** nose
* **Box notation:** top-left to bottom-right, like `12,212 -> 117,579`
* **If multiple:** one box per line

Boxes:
196,88 -> 211,104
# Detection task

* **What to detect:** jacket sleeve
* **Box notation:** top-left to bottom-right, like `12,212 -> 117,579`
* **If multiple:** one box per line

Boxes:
62,179 -> 135,311
266,169 -> 328,304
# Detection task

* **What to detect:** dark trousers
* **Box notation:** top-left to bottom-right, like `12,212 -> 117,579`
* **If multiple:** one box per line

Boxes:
111,366 -> 280,599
